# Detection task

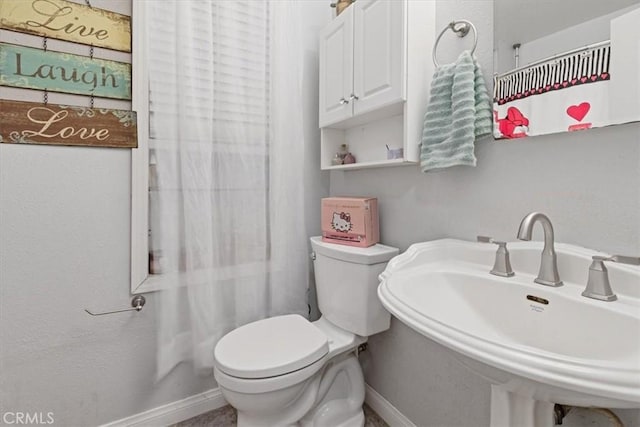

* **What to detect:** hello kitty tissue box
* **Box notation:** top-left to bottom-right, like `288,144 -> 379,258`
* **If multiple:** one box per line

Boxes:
321,197 -> 379,247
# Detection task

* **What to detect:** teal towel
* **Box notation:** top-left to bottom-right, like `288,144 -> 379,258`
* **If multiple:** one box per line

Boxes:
420,51 -> 492,173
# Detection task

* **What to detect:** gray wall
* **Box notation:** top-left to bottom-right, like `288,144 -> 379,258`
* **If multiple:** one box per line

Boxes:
0,2 -> 329,426
330,1 -> 640,425
0,144 -> 212,425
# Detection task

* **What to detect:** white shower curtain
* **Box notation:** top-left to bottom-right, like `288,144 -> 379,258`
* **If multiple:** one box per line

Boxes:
147,0 -> 309,379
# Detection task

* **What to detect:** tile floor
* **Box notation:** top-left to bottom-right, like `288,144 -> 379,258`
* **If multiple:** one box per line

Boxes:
171,403 -> 388,427
169,402 -> 630,427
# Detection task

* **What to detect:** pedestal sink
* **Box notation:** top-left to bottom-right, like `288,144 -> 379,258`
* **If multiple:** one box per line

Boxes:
377,239 -> 640,427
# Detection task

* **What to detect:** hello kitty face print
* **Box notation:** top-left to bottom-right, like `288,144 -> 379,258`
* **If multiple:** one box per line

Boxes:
331,212 -> 352,233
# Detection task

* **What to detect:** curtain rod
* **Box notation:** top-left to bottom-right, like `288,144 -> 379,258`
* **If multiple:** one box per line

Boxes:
495,40 -> 610,79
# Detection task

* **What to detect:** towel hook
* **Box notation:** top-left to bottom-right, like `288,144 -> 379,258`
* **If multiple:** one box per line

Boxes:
432,20 -> 478,68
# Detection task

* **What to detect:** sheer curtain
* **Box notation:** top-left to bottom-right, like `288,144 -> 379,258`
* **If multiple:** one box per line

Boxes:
147,0 -> 308,379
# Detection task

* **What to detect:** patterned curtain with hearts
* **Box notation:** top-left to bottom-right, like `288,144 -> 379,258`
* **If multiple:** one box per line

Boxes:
493,41 -> 611,139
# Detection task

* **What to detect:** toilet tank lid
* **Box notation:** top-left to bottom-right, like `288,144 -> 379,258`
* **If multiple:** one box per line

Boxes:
214,314 -> 328,379
310,236 -> 399,265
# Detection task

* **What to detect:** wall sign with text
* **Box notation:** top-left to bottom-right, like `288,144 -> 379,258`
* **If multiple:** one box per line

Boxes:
0,99 -> 137,148
0,0 -> 131,52
0,43 -> 131,100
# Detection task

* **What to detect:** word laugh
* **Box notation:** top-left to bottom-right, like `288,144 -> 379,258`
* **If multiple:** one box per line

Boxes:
12,52 -> 119,90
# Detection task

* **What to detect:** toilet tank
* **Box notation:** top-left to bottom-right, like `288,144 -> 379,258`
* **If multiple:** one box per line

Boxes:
310,236 -> 399,337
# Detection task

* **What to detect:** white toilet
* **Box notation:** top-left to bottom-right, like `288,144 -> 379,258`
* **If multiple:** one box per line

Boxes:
213,236 -> 399,427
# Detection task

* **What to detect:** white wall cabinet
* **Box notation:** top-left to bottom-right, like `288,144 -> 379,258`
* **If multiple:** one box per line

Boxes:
319,7 -> 353,127
319,0 -> 436,170
319,0 -> 404,127
318,6 -> 354,126
354,0 -> 405,116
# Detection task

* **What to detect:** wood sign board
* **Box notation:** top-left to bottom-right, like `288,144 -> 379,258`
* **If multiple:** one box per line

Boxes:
0,43 -> 131,100
0,99 -> 137,148
0,0 -> 131,52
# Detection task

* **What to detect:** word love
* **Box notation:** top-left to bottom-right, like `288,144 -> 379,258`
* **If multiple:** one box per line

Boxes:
0,0 -> 131,52
0,100 -> 137,149
22,107 -> 110,141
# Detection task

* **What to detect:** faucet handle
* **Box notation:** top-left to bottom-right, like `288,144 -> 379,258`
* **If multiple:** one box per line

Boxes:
583,254 -> 639,302
593,255 -> 640,265
477,235 -> 505,245
477,236 -> 515,277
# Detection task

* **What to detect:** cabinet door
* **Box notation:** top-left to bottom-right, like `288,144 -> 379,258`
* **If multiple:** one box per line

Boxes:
353,0 -> 405,116
319,7 -> 354,127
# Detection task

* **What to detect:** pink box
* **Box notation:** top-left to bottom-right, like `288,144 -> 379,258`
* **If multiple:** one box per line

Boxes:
321,197 -> 379,247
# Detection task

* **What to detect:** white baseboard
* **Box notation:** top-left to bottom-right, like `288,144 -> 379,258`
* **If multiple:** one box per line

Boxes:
100,388 -> 227,427
101,383 -> 407,427
365,383 -> 416,427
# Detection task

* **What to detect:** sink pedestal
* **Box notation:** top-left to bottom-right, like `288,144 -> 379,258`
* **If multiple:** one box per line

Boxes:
490,386 -> 555,427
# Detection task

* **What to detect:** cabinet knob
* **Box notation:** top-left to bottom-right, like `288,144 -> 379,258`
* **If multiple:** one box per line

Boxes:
349,93 -> 359,101
339,97 -> 349,105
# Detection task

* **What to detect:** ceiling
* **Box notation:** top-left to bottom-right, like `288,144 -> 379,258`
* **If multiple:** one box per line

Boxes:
495,0 -> 640,44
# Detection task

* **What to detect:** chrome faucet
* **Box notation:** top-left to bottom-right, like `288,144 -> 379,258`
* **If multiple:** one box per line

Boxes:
583,255 -> 640,301
517,212 -> 563,286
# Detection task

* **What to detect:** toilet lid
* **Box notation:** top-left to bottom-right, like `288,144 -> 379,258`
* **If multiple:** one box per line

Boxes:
214,314 -> 329,379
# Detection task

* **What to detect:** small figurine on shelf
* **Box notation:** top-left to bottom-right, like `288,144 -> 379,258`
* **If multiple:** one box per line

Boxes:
331,144 -> 355,166
343,152 -> 356,164
337,144 -> 349,161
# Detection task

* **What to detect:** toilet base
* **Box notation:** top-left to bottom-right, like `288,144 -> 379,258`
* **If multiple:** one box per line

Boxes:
300,407 -> 364,427
226,353 -> 366,427
298,354 -> 365,427
238,411 -> 363,427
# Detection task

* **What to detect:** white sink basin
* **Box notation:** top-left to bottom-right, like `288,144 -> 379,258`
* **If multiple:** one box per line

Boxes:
378,239 -> 640,425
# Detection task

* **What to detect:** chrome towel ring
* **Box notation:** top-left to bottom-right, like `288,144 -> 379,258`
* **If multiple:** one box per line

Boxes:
432,20 -> 478,68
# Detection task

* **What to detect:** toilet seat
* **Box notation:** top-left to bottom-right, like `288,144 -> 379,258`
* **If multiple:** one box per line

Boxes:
214,354 -> 328,394
214,314 -> 329,379
213,315 -> 366,394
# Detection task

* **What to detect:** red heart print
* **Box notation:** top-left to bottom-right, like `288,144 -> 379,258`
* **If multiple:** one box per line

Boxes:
562,82 -> 568,87
567,102 -> 590,122
601,73 -> 609,79
591,75 -> 597,81
571,79 -> 577,84
580,77 -> 587,83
